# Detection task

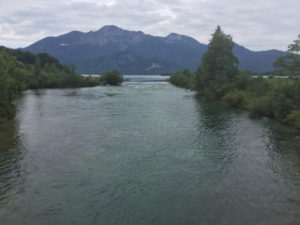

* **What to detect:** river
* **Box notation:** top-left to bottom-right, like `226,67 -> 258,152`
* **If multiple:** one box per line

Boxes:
0,75 -> 299,225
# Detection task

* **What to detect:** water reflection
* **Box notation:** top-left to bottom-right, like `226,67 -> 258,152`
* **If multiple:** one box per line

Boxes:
61,89 -> 81,97
194,95 -> 234,129
261,119 -> 300,187
195,94 -> 300,177
31,89 -> 45,96
193,95 -> 300,224
0,120 -> 25,207
193,95 -> 239,169
0,120 -> 19,152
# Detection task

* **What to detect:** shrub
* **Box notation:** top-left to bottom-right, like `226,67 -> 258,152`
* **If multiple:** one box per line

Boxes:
100,70 -> 123,86
223,91 -> 245,108
249,96 -> 274,118
285,110 -> 300,129
272,94 -> 293,119
168,71 -> 191,89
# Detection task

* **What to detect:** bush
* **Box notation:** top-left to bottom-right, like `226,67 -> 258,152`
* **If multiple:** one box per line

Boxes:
223,91 -> 245,107
249,96 -> 274,118
273,94 -> 293,119
234,73 -> 252,90
285,110 -> 300,129
0,103 -> 16,119
168,71 -> 191,89
100,70 -> 123,86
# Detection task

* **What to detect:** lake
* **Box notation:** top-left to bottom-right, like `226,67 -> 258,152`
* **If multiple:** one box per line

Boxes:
0,75 -> 299,225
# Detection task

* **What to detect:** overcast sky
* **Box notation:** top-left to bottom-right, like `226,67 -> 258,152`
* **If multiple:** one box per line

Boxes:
0,0 -> 299,51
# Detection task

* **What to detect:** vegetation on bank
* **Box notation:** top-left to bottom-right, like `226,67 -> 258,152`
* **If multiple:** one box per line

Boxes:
273,34 -> 300,76
168,27 -> 300,129
160,72 -> 172,76
99,70 -> 124,86
0,47 -> 101,119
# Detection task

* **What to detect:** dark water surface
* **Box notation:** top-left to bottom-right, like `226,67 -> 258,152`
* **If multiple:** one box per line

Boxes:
0,76 -> 299,225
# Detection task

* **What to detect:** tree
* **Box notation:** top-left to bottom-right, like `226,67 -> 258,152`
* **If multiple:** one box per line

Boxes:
68,64 -> 77,74
273,34 -> 300,76
168,71 -> 191,88
33,58 -> 41,76
182,68 -> 191,76
199,26 -> 239,83
0,47 -> 101,119
195,26 -> 239,98
100,70 -> 123,86
0,51 -> 23,118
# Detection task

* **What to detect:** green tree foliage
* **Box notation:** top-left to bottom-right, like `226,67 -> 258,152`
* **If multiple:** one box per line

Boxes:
195,26 -> 239,99
168,69 -> 194,89
0,51 -> 24,118
273,34 -> 300,76
168,27 -> 300,129
0,47 -> 100,119
199,26 -> 239,83
99,70 -> 123,86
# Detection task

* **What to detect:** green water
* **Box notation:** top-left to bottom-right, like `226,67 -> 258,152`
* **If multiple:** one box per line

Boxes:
0,77 -> 299,225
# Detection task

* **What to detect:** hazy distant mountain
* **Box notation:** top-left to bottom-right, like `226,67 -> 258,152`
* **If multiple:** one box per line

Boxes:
25,25 -> 286,74
77,51 -> 182,75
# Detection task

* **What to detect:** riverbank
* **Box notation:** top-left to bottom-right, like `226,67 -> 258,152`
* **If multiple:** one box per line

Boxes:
0,47 -> 126,120
0,48 -> 102,119
168,71 -> 300,130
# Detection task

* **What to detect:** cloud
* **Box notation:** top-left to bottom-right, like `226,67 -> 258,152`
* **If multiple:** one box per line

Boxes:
0,0 -> 299,50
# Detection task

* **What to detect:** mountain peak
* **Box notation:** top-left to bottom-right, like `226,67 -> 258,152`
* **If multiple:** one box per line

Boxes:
98,25 -> 123,33
166,33 -> 191,40
166,33 -> 181,38
97,25 -> 146,37
165,33 -> 201,46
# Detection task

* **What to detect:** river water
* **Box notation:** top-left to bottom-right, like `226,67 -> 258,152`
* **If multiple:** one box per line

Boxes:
0,76 -> 299,225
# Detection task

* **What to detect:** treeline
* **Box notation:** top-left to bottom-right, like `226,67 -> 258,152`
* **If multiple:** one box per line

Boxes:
168,27 -> 300,129
0,47 -> 101,119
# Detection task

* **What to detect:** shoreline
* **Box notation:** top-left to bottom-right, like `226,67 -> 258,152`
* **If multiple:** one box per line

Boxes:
171,82 -> 300,132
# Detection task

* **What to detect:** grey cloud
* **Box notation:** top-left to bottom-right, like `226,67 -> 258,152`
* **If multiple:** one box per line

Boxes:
0,0 -> 299,50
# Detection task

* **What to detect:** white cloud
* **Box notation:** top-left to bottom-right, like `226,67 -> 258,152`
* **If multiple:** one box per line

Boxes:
0,0 -> 299,50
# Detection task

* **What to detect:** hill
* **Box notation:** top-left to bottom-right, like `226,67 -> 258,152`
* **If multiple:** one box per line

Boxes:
25,25 -> 286,74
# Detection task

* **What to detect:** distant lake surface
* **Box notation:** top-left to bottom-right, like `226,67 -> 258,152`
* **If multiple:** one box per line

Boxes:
0,75 -> 299,225
83,74 -> 170,82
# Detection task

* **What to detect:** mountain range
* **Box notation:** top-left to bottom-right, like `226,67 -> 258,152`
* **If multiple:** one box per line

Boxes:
24,25 -> 286,74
